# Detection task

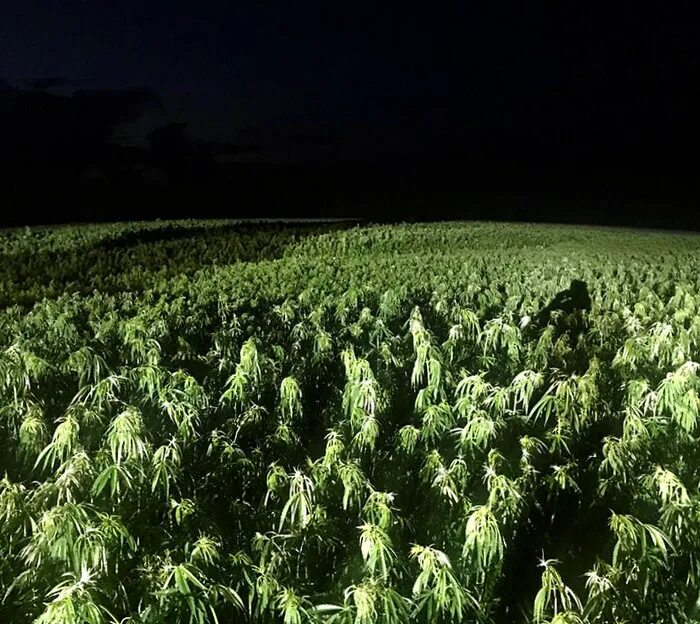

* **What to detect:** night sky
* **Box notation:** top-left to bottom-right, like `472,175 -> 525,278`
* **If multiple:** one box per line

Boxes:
1,2 -> 699,225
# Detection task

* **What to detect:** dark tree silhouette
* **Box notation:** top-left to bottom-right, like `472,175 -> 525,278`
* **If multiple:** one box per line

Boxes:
0,84 -> 161,170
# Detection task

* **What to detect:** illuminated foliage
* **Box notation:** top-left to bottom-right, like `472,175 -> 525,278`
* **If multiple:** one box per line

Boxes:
2,221 -> 700,623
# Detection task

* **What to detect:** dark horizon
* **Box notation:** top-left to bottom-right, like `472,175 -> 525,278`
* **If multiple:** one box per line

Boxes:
2,3 -> 699,228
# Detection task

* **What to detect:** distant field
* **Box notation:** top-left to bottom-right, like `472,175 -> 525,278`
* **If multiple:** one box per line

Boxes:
2,221 -> 700,624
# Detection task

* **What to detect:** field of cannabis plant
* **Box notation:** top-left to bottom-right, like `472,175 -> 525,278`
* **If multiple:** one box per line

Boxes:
3,220 -> 700,623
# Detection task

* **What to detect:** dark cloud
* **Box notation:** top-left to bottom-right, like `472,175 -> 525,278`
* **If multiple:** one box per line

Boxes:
72,88 -> 163,127
288,134 -> 340,147
23,76 -> 75,90
172,29 -> 208,46
206,141 -> 261,156
0,84 -> 162,192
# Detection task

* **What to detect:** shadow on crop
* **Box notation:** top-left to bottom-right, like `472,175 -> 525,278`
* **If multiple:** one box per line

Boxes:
524,279 -> 592,356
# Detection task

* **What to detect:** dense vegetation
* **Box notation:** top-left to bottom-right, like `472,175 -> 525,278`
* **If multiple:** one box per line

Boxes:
2,220 -> 700,623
